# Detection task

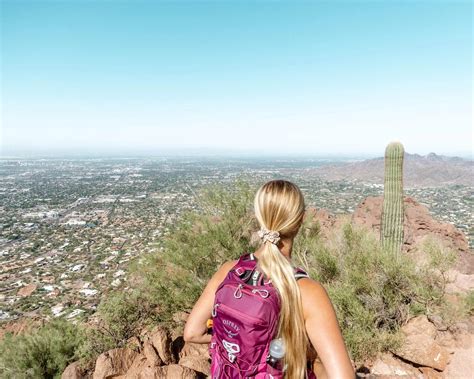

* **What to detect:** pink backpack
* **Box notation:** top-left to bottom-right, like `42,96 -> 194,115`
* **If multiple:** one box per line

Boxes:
209,253 -> 317,378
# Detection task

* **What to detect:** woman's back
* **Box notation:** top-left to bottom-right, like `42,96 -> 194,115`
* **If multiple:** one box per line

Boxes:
184,180 -> 354,378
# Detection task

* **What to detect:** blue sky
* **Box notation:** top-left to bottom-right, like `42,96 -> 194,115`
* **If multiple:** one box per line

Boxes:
1,0 -> 472,157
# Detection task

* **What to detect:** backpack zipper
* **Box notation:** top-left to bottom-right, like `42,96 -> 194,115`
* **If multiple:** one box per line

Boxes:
216,302 -> 267,326
221,283 -> 274,302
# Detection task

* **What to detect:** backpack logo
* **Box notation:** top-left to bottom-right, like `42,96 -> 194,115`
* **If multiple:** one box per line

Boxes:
222,319 -> 240,338
222,339 -> 240,363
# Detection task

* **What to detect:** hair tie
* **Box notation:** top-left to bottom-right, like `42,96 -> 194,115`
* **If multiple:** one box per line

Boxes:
257,227 -> 281,245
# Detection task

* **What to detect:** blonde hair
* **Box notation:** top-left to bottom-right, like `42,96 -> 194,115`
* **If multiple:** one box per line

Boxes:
254,179 -> 309,379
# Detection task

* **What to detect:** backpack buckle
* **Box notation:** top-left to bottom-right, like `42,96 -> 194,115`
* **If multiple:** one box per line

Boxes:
234,267 -> 245,276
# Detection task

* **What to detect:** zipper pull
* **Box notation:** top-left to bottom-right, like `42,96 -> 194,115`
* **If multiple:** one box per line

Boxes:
233,283 -> 243,299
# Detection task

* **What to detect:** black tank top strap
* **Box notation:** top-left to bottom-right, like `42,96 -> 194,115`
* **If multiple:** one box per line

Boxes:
294,266 -> 310,281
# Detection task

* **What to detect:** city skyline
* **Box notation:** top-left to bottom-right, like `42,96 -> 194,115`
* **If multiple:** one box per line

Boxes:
2,1 -> 472,157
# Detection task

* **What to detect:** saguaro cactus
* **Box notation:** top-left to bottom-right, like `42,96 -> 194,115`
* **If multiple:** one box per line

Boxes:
380,141 -> 405,255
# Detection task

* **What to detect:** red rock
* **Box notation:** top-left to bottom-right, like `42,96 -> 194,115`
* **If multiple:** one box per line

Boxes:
370,352 -> 422,377
443,340 -> 474,379
143,341 -> 162,366
92,348 -> 139,379
17,283 -> 37,297
178,341 -> 210,360
155,364 -> 198,378
0,318 -> 43,340
418,366 -> 444,378
402,316 -> 437,339
172,311 -> 190,324
352,196 -> 469,255
304,207 -> 337,238
391,317 -> 450,371
126,336 -> 142,351
445,270 -> 474,294
61,361 -> 91,379
123,355 -> 159,379
178,356 -> 210,376
150,326 -> 175,364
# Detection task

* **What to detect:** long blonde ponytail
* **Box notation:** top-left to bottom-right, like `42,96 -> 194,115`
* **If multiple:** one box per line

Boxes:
254,180 -> 309,379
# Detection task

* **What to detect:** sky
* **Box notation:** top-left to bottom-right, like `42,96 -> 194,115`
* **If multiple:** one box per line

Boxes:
1,0 -> 472,157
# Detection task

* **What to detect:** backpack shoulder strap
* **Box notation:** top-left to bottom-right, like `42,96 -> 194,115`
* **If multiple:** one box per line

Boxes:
230,253 -> 258,280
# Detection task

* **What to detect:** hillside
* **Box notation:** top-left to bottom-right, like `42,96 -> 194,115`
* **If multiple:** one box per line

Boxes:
312,153 -> 473,187
1,183 -> 473,379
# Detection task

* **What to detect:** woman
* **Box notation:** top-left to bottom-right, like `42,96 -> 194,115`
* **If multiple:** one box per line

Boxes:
184,180 -> 354,378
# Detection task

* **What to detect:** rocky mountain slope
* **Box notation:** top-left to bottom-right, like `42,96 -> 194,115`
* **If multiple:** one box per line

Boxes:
57,196 -> 473,379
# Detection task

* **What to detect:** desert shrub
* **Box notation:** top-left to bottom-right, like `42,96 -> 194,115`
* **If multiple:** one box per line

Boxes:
0,319 -> 86,379
91,179 -> 258,351
85,290 -> 157,355
293,221 -> 457,362
465,290 -> 474,316
132,180 -> 258,324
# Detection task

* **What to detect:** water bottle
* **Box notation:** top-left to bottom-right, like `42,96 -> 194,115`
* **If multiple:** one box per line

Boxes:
267,338 -> 285,370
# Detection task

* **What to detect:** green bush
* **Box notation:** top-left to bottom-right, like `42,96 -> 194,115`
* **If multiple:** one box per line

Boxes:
294,222 -> 458,361
0,319 -> 87,379
130,180 -> 258,324
85,290 -> 157,355
465,291 -> 474,315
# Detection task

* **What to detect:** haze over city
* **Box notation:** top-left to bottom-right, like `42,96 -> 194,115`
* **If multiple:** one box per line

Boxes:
2,1 -> 472,157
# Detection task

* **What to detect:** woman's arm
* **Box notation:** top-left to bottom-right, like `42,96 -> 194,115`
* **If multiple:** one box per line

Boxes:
183,259 -> 238,344
299,278 -> 355,379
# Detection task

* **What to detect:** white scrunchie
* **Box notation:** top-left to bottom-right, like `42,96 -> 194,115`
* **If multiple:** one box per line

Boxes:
257,227 -> 281,245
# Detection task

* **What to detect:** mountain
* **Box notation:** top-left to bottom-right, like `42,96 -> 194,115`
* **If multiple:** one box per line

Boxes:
312,153 -> 473,187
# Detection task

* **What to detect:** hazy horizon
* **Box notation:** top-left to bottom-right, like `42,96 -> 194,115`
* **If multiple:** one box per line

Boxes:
2,1 -> 472,156
1,146 -> 472,161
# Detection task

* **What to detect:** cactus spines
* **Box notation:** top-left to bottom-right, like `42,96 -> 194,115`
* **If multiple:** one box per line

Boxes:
380,141 -> 405,255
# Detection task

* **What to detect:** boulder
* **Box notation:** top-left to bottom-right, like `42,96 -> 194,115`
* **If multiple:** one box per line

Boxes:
370,352 -> 422,377
402,316 -> 436,339
418,366 -> 444,378
93,348 -> 139,379
178,356 -> 210,376
391,316 -> 450,371
178,341 -> 210,360
443,345 -> 474,379
124,355 -> 161,379
156,364 -> 199,378
143,341 -> 162,366
61,361 -> 91,379
150,326 -> 175,364
124,355 -> 149,379
445,270 -> 474,294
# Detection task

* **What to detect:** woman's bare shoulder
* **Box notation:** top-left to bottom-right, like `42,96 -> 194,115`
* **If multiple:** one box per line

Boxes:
212,259 -> 239,282
297,277 -> 334,319
297,276 -> 327,294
